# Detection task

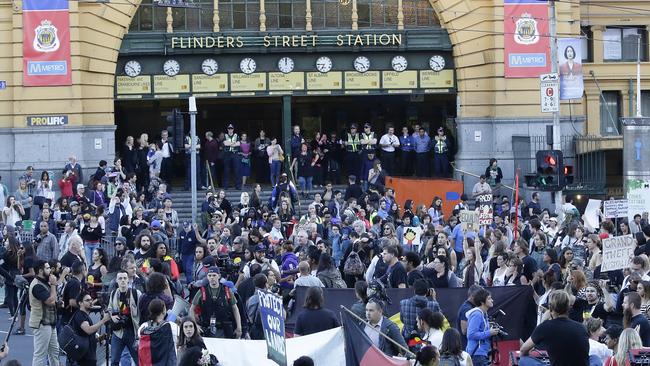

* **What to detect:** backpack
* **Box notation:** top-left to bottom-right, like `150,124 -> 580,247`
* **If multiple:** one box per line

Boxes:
438,355 -> 462,366
58,316 -> 90,361
343,251 -> 365,276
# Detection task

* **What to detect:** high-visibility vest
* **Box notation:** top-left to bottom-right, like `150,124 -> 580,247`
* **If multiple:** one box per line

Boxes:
225,133 -> 239,153
346,133 -> 360,152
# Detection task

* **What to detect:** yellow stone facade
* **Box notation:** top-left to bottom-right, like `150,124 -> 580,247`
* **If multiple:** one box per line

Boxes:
0,0 -> 648,160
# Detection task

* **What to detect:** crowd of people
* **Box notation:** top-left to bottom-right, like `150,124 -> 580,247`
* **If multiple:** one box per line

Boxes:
0,123 -> 646,366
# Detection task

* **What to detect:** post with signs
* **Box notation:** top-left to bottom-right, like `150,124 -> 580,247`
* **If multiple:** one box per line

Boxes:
258,289 -> 287,366
601,235 -> 636,272
540,73 -> 559,114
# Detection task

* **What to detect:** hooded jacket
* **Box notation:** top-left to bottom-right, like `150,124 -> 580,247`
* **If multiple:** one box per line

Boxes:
465,306 -> 492,357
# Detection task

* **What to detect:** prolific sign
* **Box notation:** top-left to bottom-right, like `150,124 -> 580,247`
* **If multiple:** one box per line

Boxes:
540,73 -> 559,113
153,75 -> 190,94
504,0 -> 550,78
258,290 -> 287,366
601,235 -> 636,272
603,199 -> 629,219
116,75 -> 152,94
191,74 -> 228,93
22,0 -> 72,86
477,194 -> 494,225
231,73 -> 266,91
171,33 -> 402,49
419,70 -> 455,88
269,72 -> 305,91
344,71 -> 380,89
460,210 -> 479,231
382,71 -> 417,89
306,72 -> 342,90
26,115 -> 68,126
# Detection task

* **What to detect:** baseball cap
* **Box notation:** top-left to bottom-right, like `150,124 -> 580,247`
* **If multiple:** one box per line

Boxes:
207,266 -> 220,274
350,123 -> 358,129
115,237 -> 127,245
151,220 -> 161,229
202,256 -> 215,266
254,243 -> 266,252
227,123 -> 234,129
364,123 -> 371,128
70,201 -> 79,207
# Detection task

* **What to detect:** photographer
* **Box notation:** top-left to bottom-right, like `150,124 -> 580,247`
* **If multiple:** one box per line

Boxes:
29,259 -> 60,366
465,288 -> 499,366
70,290 -> 112,366
190,266 -> 242,339
108,270 -> 141,366
2,196 -> 25,227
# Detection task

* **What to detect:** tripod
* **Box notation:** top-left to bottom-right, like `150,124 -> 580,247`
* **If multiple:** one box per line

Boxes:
4,284 -> 29,349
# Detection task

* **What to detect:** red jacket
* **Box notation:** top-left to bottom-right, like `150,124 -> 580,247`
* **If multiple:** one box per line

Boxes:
58,178 -> 73,198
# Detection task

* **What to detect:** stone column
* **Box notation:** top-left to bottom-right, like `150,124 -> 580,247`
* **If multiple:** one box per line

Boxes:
166,7 -> 173,33
397,0 -> 404,30
351,0 -> 358,30
306,0 -> 312,31
213,0 -> 220,32
259,0 -> 266,31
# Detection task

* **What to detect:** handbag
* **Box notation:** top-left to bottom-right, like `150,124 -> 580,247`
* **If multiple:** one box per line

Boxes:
58,323 -> 90,361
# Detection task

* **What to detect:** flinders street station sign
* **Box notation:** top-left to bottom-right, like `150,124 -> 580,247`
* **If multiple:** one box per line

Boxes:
170,33 -> 404,49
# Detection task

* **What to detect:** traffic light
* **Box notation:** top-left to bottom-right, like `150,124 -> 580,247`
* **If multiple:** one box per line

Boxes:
563,165 -> 574,185
166,108 -> 184,150
535,150 -> 564,191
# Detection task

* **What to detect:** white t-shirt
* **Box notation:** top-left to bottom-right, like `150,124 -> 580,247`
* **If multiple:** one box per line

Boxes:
588,338 -> 612,362
379,133 -> 399,152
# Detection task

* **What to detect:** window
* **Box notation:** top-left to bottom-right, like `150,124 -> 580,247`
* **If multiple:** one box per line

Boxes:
600,91 -> 621,135
130,0 -> 213,31
603,27 -> 648,62
580,26 -> 593,62
642,91 -> 650,117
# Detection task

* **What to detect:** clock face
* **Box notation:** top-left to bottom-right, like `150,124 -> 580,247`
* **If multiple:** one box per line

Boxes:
201,58 -> 218,75
163,59 -> 180,76
240,57 -> 257,74
316,56 -> 332,73
124,60 -> 141,77
353,56 -> 370,73
429,55 -> 446,72
391,55 -> 408,72
278,57 -> 295,74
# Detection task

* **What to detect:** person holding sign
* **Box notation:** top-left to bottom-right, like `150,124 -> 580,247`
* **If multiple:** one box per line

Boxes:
190,266 -> 242,339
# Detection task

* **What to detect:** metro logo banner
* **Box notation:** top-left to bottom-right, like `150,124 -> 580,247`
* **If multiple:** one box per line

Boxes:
504,0 -> 551,78
22,0 -> 72,86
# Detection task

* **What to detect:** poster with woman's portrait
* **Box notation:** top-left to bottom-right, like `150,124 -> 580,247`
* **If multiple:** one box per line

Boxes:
558,38 -> 584,100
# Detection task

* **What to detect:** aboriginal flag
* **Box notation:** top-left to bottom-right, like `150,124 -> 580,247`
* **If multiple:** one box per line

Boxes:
342,311 -> 410,366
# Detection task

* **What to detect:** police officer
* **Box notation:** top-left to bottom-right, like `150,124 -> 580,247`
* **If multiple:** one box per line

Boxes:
432,127 -> 451,177
360,123 -> 377,154
343,124 -> 361,178
184,132 -> 201,190
398,126 -> 414,176
222,124 -> 241,190
190,266 -> 242,339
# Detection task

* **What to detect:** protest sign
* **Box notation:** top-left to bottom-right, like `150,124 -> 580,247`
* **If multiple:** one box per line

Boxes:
402,226 -> 423,251
460,210 -> 478,231
603,199 -> 628,219
258,289 -> 287,366
583,199 -> 602,232
477,194 -> 494,225
601,235 -> 636,272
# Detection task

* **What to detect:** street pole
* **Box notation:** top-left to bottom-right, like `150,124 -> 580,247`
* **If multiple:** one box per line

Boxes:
549,0 -> 563,215
637,34 -> 643,117
189,96 -> 198,224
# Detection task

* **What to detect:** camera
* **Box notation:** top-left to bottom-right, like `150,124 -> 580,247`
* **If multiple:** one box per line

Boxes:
110,311 -> 128,331
216,255 -> 239,278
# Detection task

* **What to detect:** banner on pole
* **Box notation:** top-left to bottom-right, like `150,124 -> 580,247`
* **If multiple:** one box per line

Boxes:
558,38 -> 584,100
601,235 -> 635,272
22,0 -> 72,86
258,290 -> 287,366
603,199 -> 629,219
504,0 -> 551,78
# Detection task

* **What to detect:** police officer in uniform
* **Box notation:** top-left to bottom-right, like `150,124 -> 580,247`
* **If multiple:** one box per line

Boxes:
222,124 -> 241,190
184,132 -> 201,190
343,124 -> 362,178
190,266 -> 242,339
432,127 -> 451,177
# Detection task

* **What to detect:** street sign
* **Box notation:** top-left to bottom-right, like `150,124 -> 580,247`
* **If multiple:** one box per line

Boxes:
540,73 -> 559,113
0,81 -> 5,90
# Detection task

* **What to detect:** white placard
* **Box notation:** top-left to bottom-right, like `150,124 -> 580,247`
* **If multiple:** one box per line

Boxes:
460,210 -> 479,231
601,235 -> 636,272
603,199 -> 629,219
582,199 -> 602,232
540,73 -> 559,113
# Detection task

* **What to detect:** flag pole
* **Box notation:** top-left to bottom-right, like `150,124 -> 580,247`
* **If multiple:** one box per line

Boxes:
340,305 -> 417,359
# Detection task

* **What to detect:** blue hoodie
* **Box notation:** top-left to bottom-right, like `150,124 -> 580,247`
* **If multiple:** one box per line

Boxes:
465,307 -> 492,357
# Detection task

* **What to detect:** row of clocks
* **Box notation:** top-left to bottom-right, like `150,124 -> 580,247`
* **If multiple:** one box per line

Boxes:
123,55 -> 447,78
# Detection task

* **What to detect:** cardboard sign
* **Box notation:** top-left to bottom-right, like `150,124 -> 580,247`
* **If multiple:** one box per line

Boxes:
477,194 -> 494,225
460,210 -> 479,231
603,199 -> 629,219
601,235 -> 636,272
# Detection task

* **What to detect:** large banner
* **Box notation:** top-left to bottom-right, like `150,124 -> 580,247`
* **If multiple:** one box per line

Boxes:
558,38 -> 584,100
627,178 -> 650,224
504,0 -> 551,78
258,290 -> 287,366
288,286 -> 537,341
601,235 -> 636,272
22,0 -> 72,86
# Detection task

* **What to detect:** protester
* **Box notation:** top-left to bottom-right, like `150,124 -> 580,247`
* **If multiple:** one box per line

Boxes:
294,287 -> 340,336
364,299 -> 407,357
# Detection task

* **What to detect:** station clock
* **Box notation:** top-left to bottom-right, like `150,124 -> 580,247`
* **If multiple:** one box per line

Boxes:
124,60 -> 141,77
315,56 -> 332,73
429,55 -> 446,72
353,56 -> 370,73
240,57 -> 257,74
278,57 -> 295,74
391,56 -> 408,72
201,58 -> 219,76
163,59 -> 180,77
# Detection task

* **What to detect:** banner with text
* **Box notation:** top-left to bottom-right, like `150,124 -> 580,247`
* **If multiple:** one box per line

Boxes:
504,0 -> 550,78
627,178 -> 650,224
558,38 -> 584,100
603,199 -> 629,219
601,235 -> 636,272
258,290 -> 287,366
22,0 -> 71,86
477,194 -> 494,225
